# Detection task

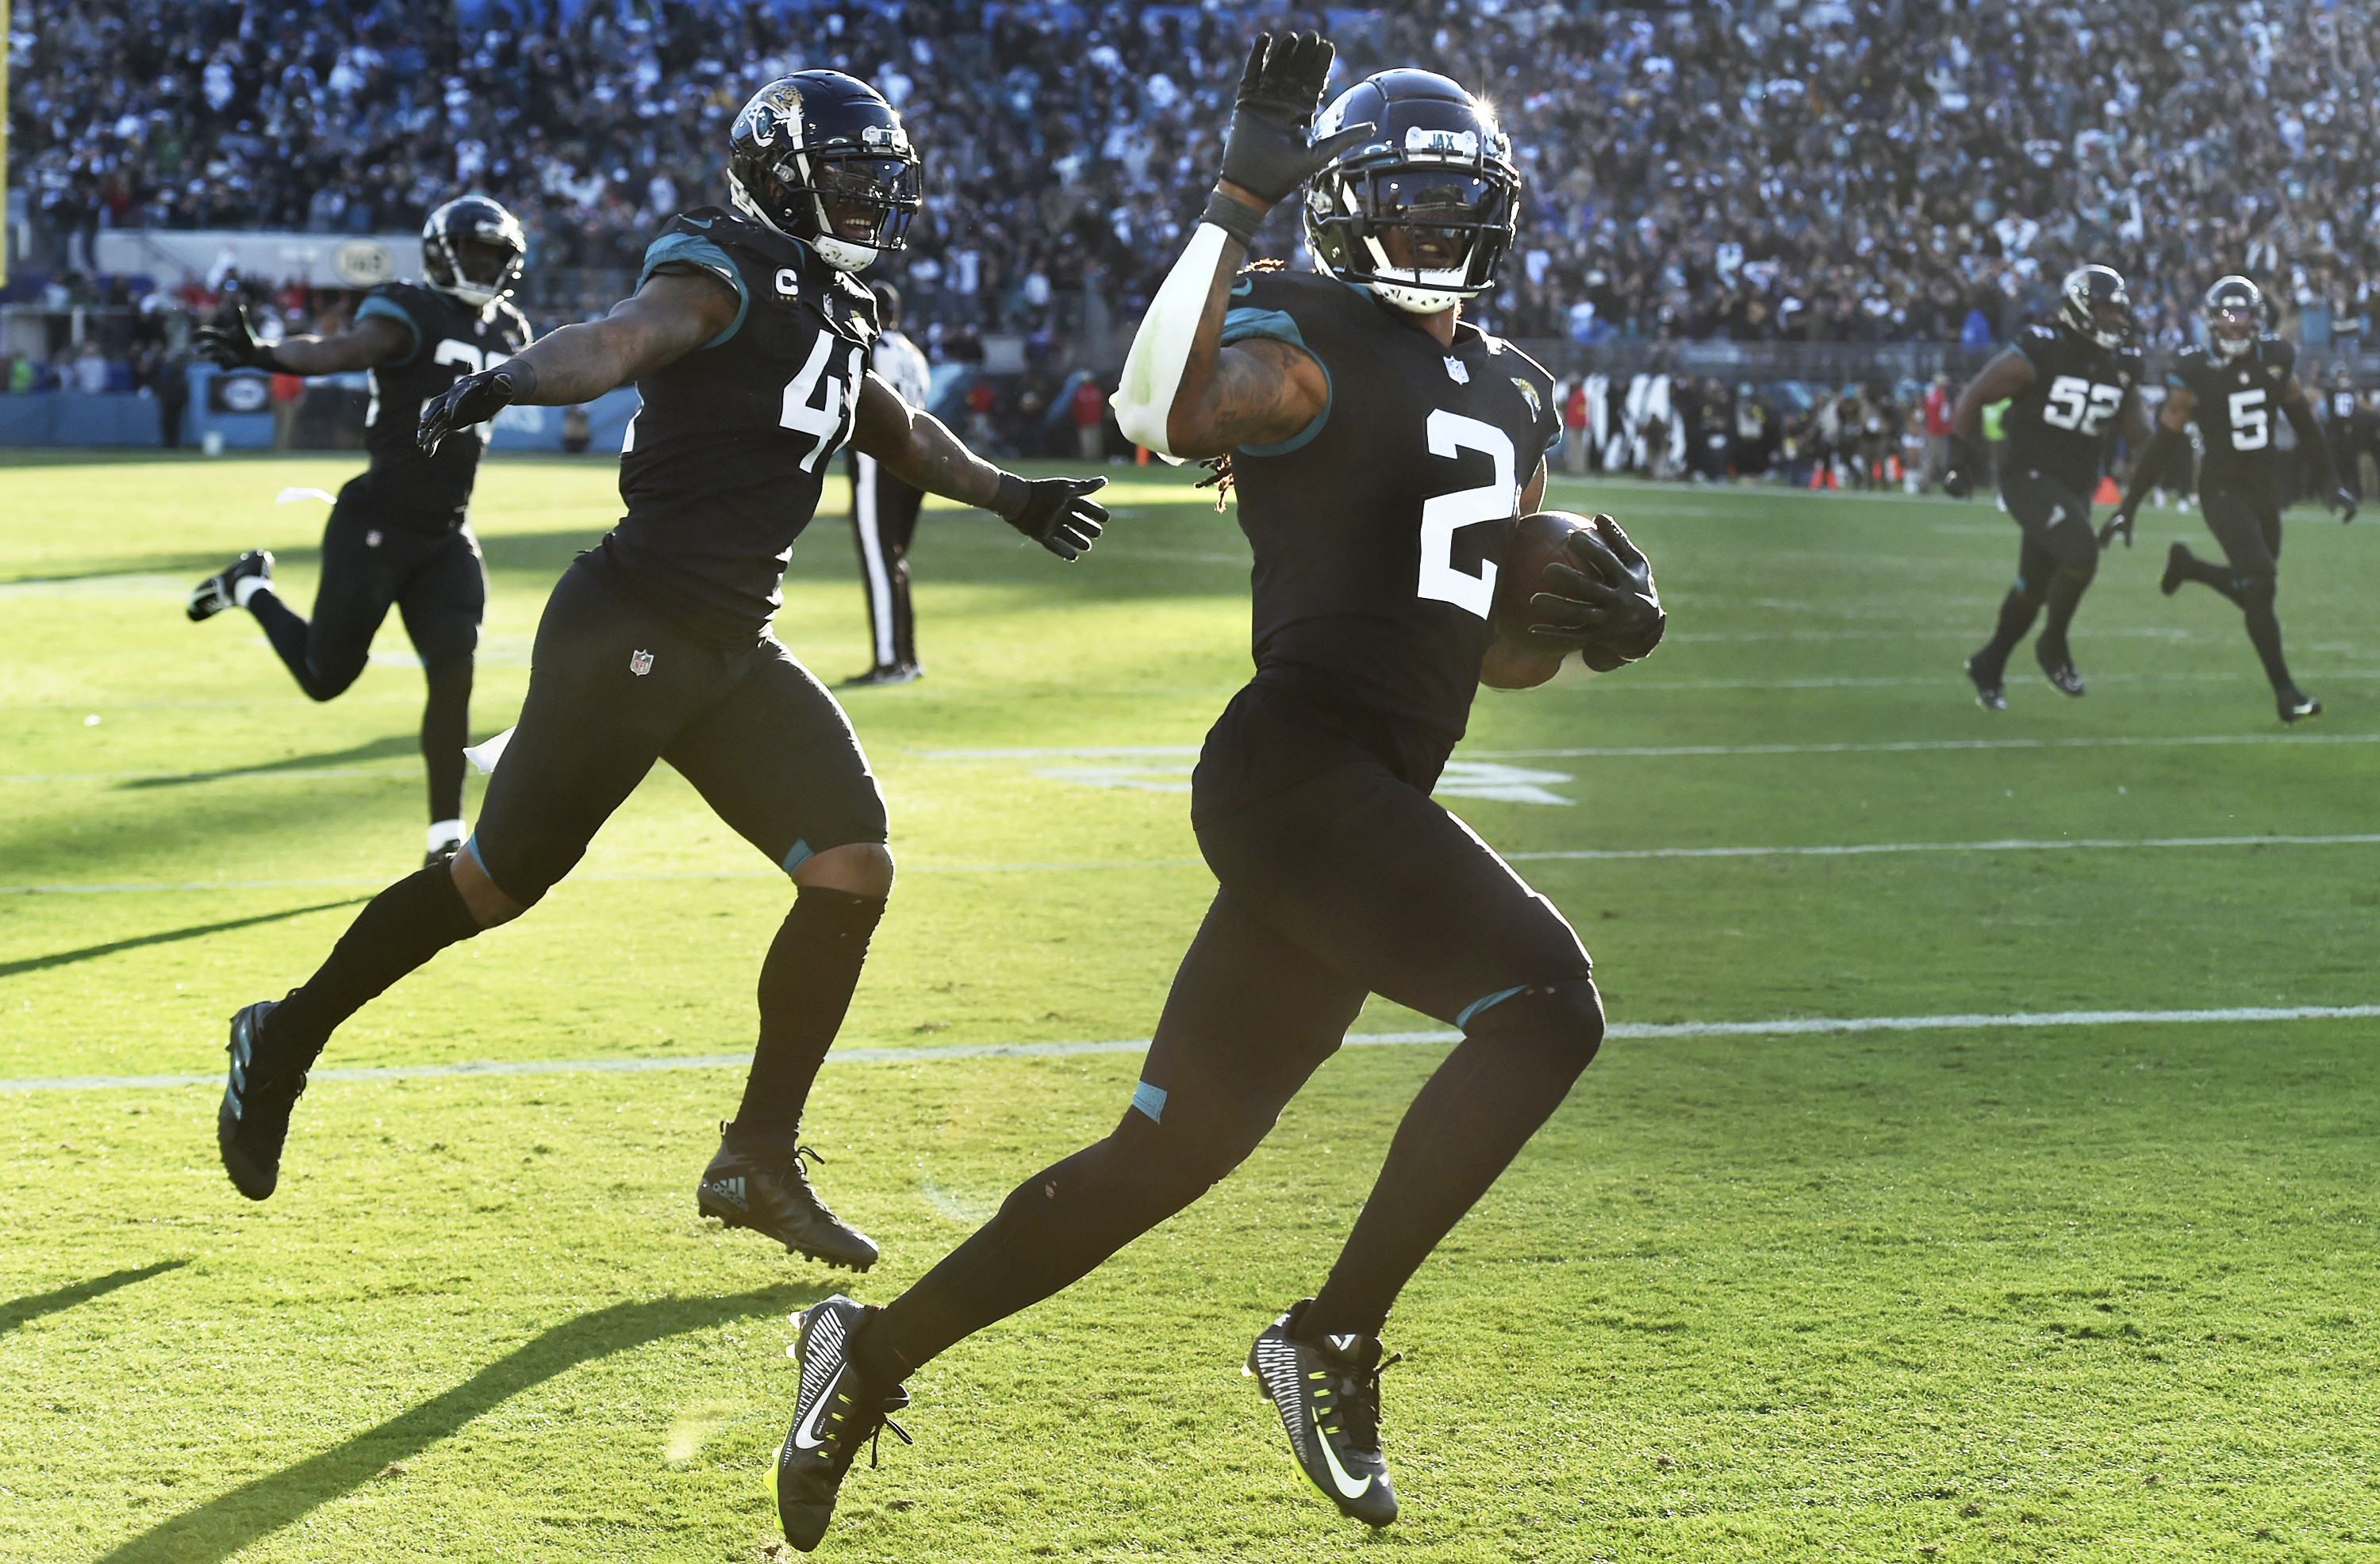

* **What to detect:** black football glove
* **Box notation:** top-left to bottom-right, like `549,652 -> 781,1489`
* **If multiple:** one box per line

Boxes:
2328,486 -> 2359,523
2098,502 -> 2138,550
1940,437 -> 1983,500
418,366 -> 522,455
1527,516 -> 1665,664
995,474 -> 1107,562
194,305 -> 281,372
1218,32 -> 1376,206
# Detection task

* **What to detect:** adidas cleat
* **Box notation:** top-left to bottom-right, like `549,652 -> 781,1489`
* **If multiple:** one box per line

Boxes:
1245,1299 -> 1403,1528
2036,645 -> 2086,698
771,1295 -> 910,1552
698,1132 -> 879,1271
1964,655 -> 2007,711
217,999 -> 307,1200
188,550 -> 273,622
2279,690 -> 2322,725
2160,541 -> 2194,597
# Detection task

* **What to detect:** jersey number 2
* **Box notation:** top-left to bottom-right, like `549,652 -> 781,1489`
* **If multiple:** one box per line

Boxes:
781,336 -> 866,473
1418,410 -> 1515,621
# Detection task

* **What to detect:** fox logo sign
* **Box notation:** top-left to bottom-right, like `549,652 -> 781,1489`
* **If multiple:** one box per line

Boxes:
629,649 -> 654,677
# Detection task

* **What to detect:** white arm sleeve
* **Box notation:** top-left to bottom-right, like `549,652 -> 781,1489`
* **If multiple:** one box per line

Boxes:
1109,221 -> 1232,463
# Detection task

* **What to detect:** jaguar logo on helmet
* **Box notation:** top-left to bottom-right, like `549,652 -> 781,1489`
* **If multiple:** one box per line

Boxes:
727,71 -> 922,275
1302,69 -> 1522,316
2055,263 -> 2131,351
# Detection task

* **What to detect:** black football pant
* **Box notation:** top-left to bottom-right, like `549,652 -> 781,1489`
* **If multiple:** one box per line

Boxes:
861,700 -> 1603,1382
1975,470 -> 2099,673
847,450 -> 924,672
247,493 -> 483,823
2175,484 -> 2299,696
2329,437 -> 2362,504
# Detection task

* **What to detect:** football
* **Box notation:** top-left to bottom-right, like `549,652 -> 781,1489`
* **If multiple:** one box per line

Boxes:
1492,509 -> 1628,670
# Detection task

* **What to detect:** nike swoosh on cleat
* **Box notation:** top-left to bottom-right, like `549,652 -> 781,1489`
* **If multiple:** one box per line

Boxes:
1311,1411 -> 1373,1499
792,1382 -> 837,1451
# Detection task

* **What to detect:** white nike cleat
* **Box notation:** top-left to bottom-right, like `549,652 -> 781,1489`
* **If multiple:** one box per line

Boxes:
1245,1299 -> 1402,1528
770,1295 -> 908,1552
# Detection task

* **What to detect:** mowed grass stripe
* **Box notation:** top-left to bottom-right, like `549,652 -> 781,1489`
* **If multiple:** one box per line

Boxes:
13,1002 -> 2378,1093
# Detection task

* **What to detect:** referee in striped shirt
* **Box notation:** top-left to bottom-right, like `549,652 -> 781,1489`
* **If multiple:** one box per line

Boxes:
843,282 -> 935,685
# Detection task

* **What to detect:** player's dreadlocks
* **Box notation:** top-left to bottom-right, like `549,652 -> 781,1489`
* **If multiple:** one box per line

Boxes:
1193,261 -> 1289,510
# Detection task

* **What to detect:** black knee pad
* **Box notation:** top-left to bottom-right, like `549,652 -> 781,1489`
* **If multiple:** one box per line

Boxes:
421,653 -> 474,697
2237,573 -> 2278,611
2044,521 -> 2100,578
2010,575 -> 2048,608
1462,974 -> 1606,1068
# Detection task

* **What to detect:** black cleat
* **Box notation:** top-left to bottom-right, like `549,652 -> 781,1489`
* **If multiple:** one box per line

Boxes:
2278,690 -> 2322,724
698,1130 -> 879,1271
1245,1299 -> 1403,1528
1964,655 -> 2007,711
217,1000 -> 307,1200
2159,541 -> 2194,597
840,663 -> 923,688
2036,643 -> 2086,697
772,1296 -> 911,1552
188,550 -> 274,622
424,841 -> 463,871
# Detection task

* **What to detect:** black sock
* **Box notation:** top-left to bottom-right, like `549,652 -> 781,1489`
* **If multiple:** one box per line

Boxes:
261,864 -> 484,1075
856,1110 -> 1202,1388
2039,567 -> 2093,656
1976,587 -> 2040,667
421,655 -> 473,824
1299,1032 -> 1594,1342
2240,585 -> 2295,692
728,887 -> 885,1143
248,588 -> 313,682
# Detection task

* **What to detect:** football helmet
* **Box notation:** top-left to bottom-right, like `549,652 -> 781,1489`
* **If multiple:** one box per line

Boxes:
1302,70 -> 1520,315
2203,274 -> 2263,362
729,72 -> 921,273
422,197 -> 527,308
2056,264 -> 2130,350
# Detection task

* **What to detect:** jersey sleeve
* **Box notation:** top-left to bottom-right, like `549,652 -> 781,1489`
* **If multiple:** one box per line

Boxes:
1219,271 -> 1331,457
1507,349 -> 1562,473
2008,323 -> 2059,367
639,221 -> 750,349
355,286 -> 422,366
2166,349 -> 2202,393
2268,337 -> 2299,380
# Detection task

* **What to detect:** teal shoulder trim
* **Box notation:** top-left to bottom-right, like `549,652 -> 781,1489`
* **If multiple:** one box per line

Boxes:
355,294 -> 421,366
2166,370 -> 2190,390
1221,307 -> 1331,457
640,232 -> 749,349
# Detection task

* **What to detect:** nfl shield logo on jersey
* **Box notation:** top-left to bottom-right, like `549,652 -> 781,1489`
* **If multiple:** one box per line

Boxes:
629,649 -> 654,677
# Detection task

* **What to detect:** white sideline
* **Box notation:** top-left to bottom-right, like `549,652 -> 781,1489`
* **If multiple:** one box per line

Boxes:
5,1004 -> 2374,1094
3,831 -> 2377,898
918,732 -> 2380,761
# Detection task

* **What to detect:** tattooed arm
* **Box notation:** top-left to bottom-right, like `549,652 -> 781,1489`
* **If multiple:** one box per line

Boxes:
850,371 -> 1006,507
1155,182 -> 1328,458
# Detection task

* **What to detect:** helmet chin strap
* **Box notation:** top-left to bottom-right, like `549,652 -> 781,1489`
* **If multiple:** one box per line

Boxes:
1358,232 -> 1476,314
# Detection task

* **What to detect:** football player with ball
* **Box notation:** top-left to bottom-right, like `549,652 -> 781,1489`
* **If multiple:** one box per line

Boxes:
770,35 -> 1664,1550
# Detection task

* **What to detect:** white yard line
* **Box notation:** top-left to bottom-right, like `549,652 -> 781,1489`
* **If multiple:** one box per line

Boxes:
6,1003 -> 2372,1093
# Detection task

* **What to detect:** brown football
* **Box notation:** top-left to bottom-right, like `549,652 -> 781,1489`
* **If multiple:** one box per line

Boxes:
1491,509 -> 1598,640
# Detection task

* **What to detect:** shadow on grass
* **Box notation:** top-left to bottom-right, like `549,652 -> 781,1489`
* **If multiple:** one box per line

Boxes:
0,1259 -> 189,1335
98,1286 -> 812,1564
0,900 -> 367,979
116,734 -> 423,790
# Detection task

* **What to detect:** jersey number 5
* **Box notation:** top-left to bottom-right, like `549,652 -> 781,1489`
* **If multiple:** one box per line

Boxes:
2226,387 -> 2270,451
2041,374 -> 2122,436
1418,410 -> 1515,621
781,335 -> 866,473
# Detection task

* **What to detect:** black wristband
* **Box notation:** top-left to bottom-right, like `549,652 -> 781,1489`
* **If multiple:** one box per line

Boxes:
1201,187 -> 1267,246
254,344 -> 288,374
992,471 -> 1028,520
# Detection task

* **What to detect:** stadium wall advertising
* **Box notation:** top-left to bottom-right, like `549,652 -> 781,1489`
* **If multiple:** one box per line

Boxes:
91,230 -> 425,289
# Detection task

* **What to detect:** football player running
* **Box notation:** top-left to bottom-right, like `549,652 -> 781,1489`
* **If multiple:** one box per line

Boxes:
1944,265 -> 2151,708
187,197 -> 534,867
2101,275 -> 2355,723
210,74 -> 1107,1276
766,36 -> 1661,1550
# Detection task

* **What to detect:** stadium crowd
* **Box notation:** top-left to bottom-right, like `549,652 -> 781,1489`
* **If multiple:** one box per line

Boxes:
13,0 -> 2380,351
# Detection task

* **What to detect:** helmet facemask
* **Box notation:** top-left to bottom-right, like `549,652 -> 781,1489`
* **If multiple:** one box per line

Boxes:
1311,160 -> 1514,314
424,200 -> 527,308
730,145 -> 920,273
2055,265 -> 2130,351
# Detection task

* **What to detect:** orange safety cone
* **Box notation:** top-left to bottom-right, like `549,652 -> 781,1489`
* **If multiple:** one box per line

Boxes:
2094,474 -> 2121,504
1135,446 -> 1151,466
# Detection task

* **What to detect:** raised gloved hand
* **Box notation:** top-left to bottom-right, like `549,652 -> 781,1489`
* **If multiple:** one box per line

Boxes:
1526,515 -> 1666,665
418,366 -> 521,455
1217,32 -> 1376,209
194,305 -> 281,372
994,474 -> 1107,562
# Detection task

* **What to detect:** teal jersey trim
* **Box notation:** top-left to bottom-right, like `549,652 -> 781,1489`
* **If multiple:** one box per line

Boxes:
1220,306 -> 1331,457
355,294 -> 421,366
780,838 -> 815,876
639,232 -> 749,349
2167,370 -> 2191,390
1456,984 -> 1530,1030
1130,1079 -> 1169,1123
2007,338 -> 2034,366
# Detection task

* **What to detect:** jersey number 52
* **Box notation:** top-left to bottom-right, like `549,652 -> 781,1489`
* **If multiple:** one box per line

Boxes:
2040,374 -> 2123,436
1417,410 -> 1515,620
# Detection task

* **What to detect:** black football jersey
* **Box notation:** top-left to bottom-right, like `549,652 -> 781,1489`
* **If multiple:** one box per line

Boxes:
2167,337 -> 2297,492
2000,321 -> 2141,498
1221,269 -> 1562,746
350,281 -> 533,528
605,208 -> 879,644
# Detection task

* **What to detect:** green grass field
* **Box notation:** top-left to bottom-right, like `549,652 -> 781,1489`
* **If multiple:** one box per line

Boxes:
2,449 -> 2375,1563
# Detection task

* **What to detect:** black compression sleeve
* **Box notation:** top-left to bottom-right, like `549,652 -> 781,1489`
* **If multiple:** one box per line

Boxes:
2121,424 -> 2188,511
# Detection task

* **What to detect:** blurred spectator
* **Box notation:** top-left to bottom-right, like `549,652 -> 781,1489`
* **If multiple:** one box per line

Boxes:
1070,374 -> 1107,462
269,369 -> 305,450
